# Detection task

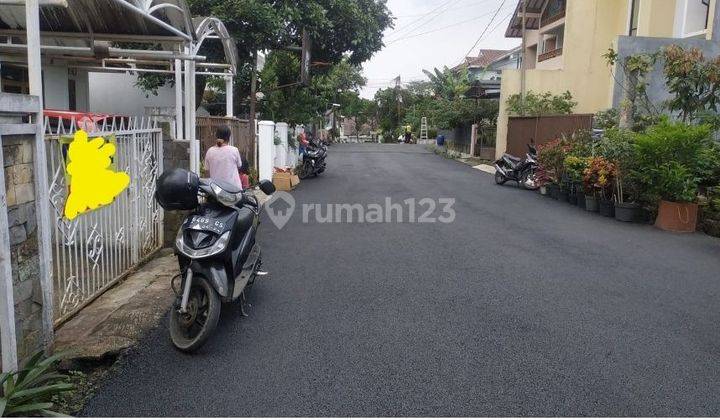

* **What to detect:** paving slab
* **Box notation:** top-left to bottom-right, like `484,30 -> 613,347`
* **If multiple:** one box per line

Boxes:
54,249 -> 177,360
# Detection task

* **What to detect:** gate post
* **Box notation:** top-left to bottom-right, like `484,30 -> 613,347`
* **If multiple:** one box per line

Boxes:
470,124 -> 478,157
0,133 -> 18,372
257,121 -> 275,182
130,131 -> 140,264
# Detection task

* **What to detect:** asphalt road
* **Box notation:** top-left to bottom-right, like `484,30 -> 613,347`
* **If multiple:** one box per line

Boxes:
83,144 -> 720,416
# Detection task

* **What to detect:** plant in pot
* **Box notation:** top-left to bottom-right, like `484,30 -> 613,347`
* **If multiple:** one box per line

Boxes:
536,165 -> 552,196
584,157 -> 617,217
564,155 -> 588,206
537,139 -> 570,201
599,128 -> 641,222
633,120 -> 720,232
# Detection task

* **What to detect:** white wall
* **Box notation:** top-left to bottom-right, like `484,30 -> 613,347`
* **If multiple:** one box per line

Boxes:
88,72 -> 176,116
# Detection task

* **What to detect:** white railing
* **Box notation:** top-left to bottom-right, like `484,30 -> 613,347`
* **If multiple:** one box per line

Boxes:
43,116 -> 164,324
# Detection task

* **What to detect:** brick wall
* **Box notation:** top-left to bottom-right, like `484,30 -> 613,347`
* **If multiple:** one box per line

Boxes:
2,133 -> 44,364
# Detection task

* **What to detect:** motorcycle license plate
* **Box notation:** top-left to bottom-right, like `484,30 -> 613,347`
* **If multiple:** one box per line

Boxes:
189,216 -> 225,234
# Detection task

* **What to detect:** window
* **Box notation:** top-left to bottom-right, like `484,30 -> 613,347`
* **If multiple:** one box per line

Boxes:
629,0 -> 640,36
0,65 -> 29,94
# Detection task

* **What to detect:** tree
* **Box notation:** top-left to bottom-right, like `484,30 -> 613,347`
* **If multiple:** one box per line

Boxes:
422,66 -> 469,101
137,0 -> 392,116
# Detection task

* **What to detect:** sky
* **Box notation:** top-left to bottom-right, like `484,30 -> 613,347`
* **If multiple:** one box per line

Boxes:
360,0 -> 521,99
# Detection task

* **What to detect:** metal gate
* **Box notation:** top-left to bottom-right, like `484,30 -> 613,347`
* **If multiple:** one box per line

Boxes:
44,117 -> 164,325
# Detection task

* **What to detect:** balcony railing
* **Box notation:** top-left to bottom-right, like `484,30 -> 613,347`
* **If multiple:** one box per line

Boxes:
538,48 -> 563,62
541,10 -> 565,27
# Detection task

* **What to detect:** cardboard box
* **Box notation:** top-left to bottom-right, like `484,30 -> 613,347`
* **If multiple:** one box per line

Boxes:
273,172 -> 294,191
290,174 -> 300,187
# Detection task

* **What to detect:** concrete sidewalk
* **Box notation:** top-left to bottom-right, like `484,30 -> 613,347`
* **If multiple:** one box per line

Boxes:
54,249 -> 177,360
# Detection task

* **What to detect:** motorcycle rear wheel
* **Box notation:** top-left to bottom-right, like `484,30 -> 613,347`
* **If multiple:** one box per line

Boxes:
169,276 -> 221,352
494,171 -> 507,185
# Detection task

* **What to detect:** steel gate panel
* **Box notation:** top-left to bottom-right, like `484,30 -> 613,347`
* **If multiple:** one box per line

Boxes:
44,117 -> 164,325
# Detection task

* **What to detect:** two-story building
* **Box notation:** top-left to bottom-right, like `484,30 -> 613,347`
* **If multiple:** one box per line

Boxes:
495,0 -> 719,158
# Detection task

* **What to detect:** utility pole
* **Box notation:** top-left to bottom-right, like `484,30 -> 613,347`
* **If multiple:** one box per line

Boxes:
520,0 -> 528,112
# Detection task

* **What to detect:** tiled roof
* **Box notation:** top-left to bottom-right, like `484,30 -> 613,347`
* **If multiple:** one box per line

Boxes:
453,49 -> 511,72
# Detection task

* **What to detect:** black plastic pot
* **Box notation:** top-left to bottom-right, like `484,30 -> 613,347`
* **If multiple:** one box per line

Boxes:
599,199 -> 615,217
615,202 -> 640,222
576,189 -> 586,210
558,190 -> 569,202
585,195 -> 599,212
548,184 -> 560,200
568,193 -> 578,206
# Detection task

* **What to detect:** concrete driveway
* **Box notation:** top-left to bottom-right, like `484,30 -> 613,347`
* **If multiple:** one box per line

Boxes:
83,144 -> 720,416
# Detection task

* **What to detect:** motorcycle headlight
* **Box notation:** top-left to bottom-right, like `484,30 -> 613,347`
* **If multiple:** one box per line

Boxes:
176,230 -> 232,259
211,184 -> 243,207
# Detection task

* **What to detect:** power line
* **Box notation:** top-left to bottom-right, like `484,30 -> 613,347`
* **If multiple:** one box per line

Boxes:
387,0 -> 461,38
456,0 -> 508,66
393,0 -> 503,18
386,6 -> 514,45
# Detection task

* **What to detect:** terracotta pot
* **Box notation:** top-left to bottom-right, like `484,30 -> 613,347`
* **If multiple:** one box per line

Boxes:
655,200 -> 698,233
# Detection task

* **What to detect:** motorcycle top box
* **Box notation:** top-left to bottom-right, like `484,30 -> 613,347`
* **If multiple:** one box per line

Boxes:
156,168 -> 200,211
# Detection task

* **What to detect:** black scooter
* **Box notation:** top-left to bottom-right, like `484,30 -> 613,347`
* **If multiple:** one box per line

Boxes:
155,169 -> 276,352
298,139 -> 328,179
494,144 -> 539,190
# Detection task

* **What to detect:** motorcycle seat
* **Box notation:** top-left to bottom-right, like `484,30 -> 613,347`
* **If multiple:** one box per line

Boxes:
202,178 -> 243,194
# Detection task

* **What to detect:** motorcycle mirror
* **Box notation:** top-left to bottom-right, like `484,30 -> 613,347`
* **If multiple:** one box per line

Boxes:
258,179 -> 276,195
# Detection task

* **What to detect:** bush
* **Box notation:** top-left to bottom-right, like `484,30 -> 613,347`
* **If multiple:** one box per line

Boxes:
583,157 -> 617,200
595,109 -> 620,130
537,139 -> 572,184
633,119 -> 719,203
598,128 -> 639,203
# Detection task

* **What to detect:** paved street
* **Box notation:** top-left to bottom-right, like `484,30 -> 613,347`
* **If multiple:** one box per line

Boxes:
84,144 -> 720,416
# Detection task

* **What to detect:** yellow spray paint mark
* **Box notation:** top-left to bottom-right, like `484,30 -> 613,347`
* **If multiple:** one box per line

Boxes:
64,130 -> 130,220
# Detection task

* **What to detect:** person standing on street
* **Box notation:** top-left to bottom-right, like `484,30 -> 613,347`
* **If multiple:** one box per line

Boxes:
204,125 -> 243,189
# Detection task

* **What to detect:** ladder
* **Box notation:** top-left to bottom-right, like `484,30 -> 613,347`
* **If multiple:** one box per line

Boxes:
420,117 -> 429,141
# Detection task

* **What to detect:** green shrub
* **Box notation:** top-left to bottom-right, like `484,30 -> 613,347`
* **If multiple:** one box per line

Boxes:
506,90 -> 577,117
633,119 -> 719,203
1,352 -> 73,417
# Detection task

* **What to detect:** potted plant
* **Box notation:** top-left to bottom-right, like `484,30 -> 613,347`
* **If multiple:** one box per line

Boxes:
599,129 -> 641,222
584,157 -> 617,217
537,139 -> 571,201
582,160 -> 601,213
564,156 -> 588,206
536,166 -> 551,196
634,120 -> 720,232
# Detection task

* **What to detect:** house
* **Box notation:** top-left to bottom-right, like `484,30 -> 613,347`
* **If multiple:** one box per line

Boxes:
495,0 -> 720,158
454,49 -> 516,81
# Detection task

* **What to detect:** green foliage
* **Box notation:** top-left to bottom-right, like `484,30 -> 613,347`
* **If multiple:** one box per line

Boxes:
663,44 -> 720,122
0,352 -> 73,417
537,139 -> 572,184
595,108 -> 619,130
506,90 -> 577,117
422,67 -> 469,101
633,119 -> 719,203
564,155 -> 589,184
583,157 -> 617,199
598,128 -> 639,203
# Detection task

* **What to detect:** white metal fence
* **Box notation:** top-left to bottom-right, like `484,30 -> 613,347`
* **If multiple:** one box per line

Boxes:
44,116 -> 164,324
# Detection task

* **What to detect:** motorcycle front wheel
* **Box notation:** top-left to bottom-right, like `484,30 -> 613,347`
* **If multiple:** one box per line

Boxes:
298,161 -> 313,180
169,276 -> 221,352
494,171 -> 507,185
521,169 -> 539,190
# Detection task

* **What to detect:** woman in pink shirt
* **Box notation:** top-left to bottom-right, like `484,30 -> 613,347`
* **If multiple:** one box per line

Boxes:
204,125 -> 244,189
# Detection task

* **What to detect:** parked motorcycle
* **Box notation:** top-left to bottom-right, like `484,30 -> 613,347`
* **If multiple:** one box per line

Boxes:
155,169 -> 276,352
298,138 -> 328,179
494,144 -> 539,190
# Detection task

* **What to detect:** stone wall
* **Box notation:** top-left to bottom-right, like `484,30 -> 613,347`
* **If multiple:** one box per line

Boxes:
161,122 -> 191,248
2,133 -> 44,364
